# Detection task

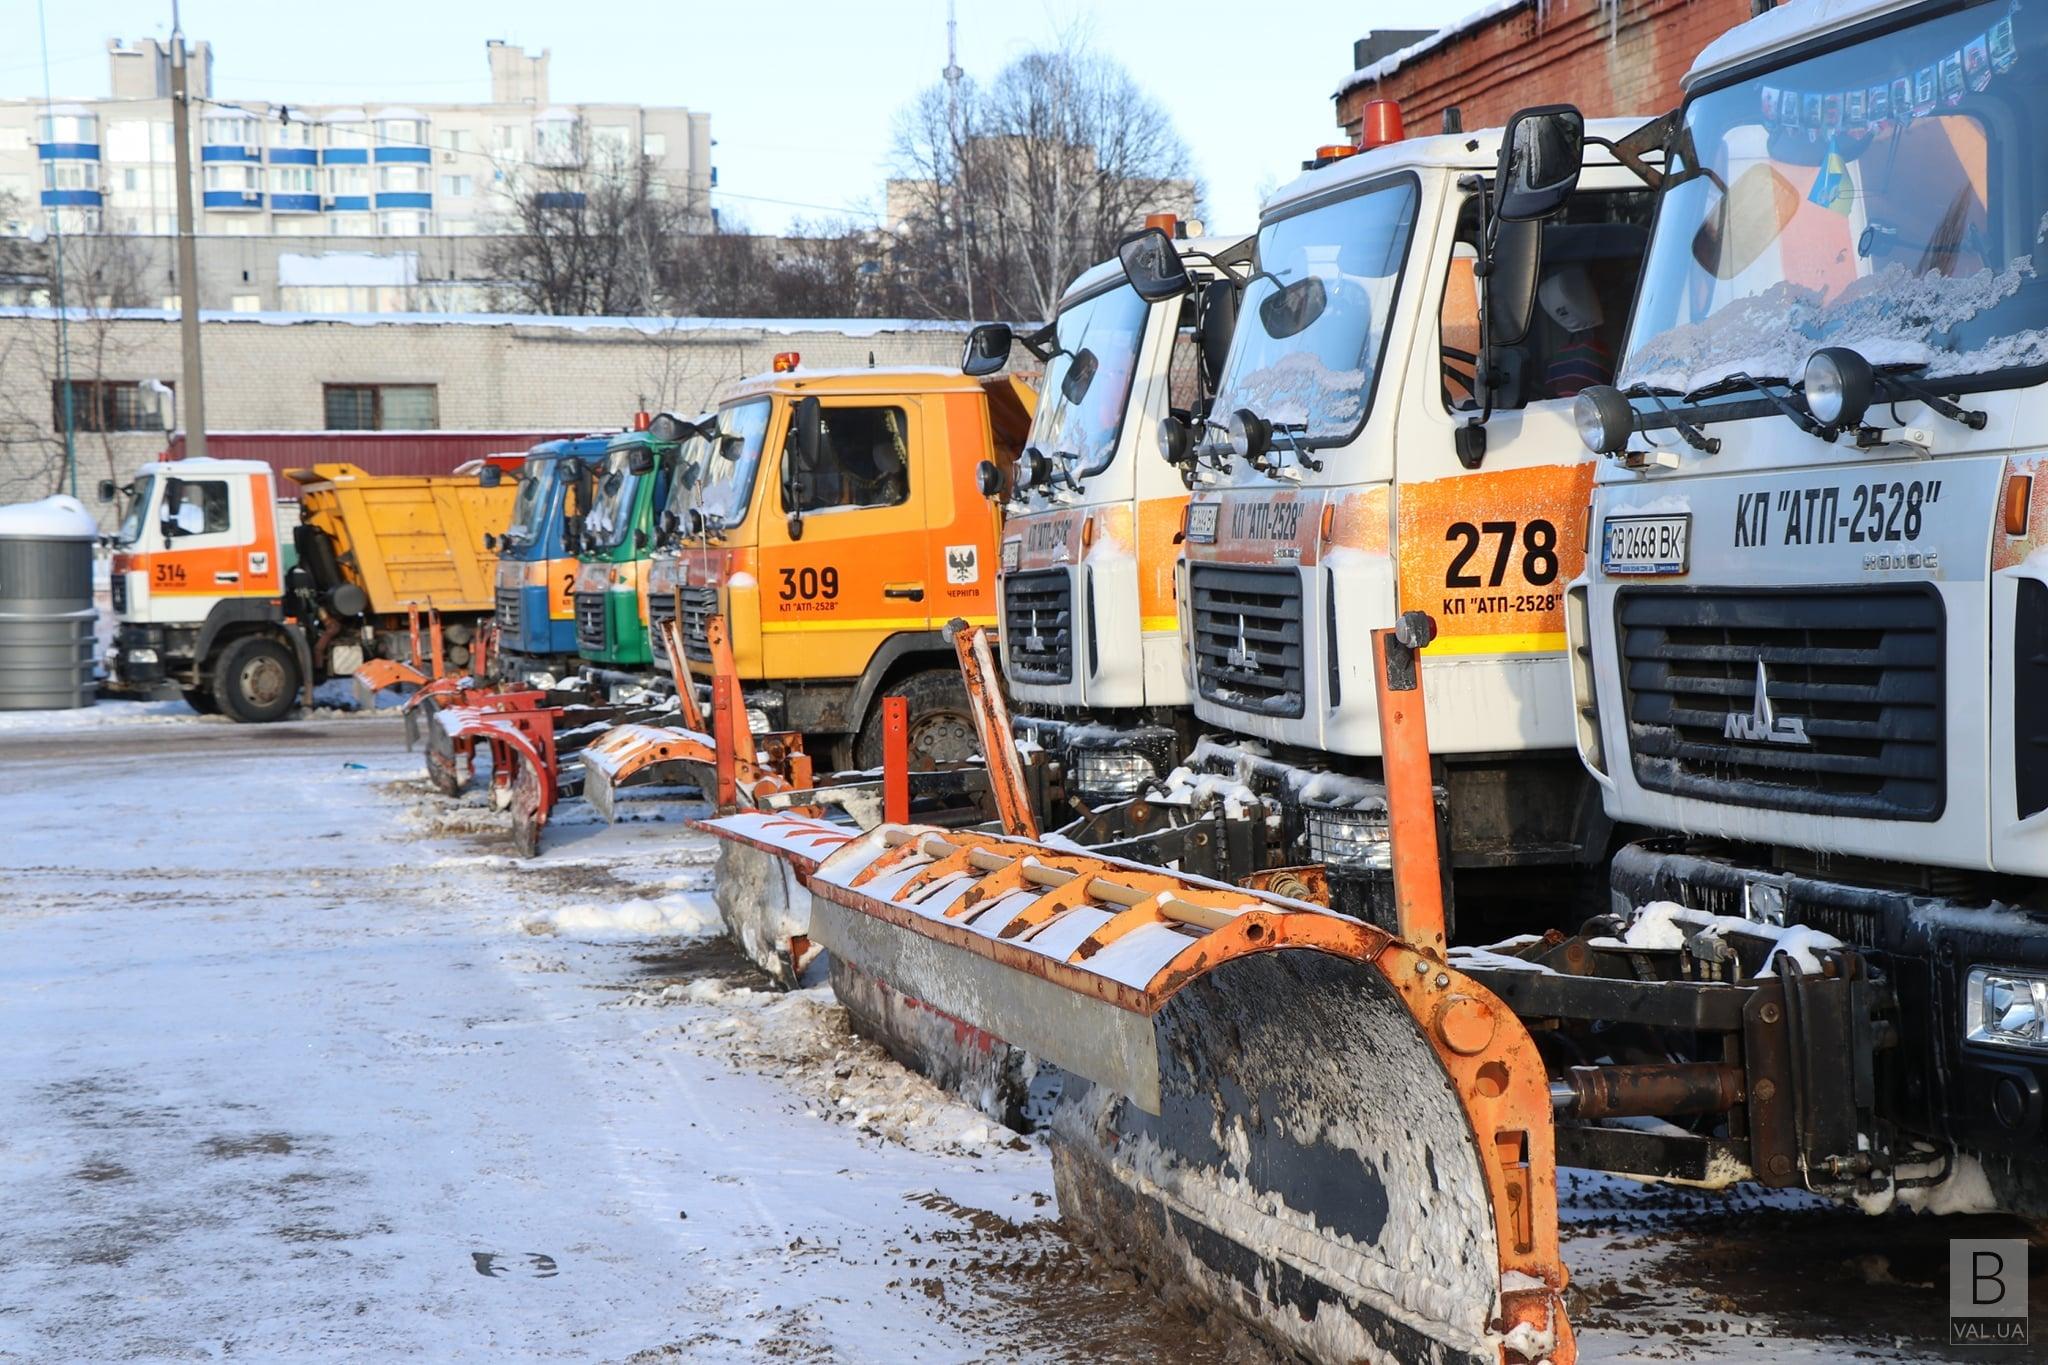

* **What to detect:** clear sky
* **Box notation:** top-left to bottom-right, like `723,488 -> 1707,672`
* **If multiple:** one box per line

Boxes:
15,0 -> 1453,237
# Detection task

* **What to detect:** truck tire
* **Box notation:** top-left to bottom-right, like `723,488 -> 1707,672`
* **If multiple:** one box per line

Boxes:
181,686 -> 219,715
853,669 -> 978,771
213,635 -> 301,724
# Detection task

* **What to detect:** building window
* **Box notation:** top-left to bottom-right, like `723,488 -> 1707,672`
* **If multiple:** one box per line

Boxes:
272,121 -> 315,150
379,165 -> 429,193
42,161 -> 99,192
202,165 -> 260,193
327,213 -> 374,236
377,210 -> 430,237
231,294 -> 262,313
327,166 -> 370,197
440,128 -> 475,154
592,124 -> 632,165
376,117 -> 427,147
643,132 -> 667,159
532,116 -> 580,167
326,121 -> 370,150
51,380 -> 167,433
122,168 -> 139,192
439,174 -> 473,199
202,112 -> 261,146
272,166 -> 317,194
324,383 -> 437,430
38,112 -> 97,145
493,124 -> 524,158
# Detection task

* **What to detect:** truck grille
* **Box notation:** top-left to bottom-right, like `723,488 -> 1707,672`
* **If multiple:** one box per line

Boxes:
1004,570 -> 1072,683
494,585 -> 522,637
574,590 -> 607,654
111,573 -> 126,613
1190,563 -> 1305,718
647,587 -> 677,663
678,586 -> 717,663
1616,585 -> 1944,820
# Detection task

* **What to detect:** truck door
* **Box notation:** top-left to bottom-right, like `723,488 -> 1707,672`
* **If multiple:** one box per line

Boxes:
150,472 -> 278,604
758,396 -> 932,684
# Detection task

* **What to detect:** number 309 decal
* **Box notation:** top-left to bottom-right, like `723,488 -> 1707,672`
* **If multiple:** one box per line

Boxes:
778,566 -> 839,601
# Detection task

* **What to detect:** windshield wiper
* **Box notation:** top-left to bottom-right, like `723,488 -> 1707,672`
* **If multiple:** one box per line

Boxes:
1626,382 -> 1721,455
1869,362 -> 1989,431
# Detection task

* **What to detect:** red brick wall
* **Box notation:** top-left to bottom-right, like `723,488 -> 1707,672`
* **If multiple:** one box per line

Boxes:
1338,0 -> 1759,136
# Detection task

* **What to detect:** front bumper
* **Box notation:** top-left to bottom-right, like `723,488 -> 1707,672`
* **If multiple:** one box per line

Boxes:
1610,839 -> 2048,1169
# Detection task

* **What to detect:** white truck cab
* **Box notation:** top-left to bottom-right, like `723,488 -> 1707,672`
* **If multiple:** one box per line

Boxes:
967,230 -> 1247,804
1568,0 -> 2048,1215
1156,112 -> 1657,902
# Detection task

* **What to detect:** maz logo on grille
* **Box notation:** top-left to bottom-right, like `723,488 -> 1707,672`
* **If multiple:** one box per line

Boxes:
1724,660 -> 1811,746
1226,615 -> 1258,673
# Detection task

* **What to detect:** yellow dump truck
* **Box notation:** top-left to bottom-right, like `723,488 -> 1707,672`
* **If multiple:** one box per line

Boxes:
103,457 -> 516,721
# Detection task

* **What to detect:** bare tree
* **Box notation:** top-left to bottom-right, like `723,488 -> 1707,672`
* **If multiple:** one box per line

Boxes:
889,39 -> 1202,320
666,218 -> 906,319
480,122 -> 692,316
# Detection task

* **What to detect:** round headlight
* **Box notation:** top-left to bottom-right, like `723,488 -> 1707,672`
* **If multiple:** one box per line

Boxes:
1018,449 -> 1048,490
1803,347 -> 1873,429
974,458 -> 1005,498
1225,407 -> 1270,464
1573,385 -> 1635,455
1157,413 -> 1191,466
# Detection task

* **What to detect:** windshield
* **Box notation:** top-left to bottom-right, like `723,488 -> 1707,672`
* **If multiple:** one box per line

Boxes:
696,399 -> 773,529
114,474 -> 155,547
583,448 -> 644,551
1623,0 -> 2048,393
1209,175 -> 1420,446
1028,282 -> 1152,480
501,458 -> 558,550
662,429 -> 715,526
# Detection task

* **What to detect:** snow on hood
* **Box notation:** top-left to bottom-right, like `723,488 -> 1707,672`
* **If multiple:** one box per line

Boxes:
1621,255 -> 2045,395
0,494 -> 97,540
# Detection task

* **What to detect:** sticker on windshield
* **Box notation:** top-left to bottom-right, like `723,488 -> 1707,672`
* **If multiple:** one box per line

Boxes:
945,545 -> 979,586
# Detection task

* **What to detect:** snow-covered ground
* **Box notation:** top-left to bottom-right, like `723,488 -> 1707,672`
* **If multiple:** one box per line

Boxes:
1,708 -> 2036,1361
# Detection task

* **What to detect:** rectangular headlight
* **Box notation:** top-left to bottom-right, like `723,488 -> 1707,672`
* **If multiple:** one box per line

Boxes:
1302,804 -> 1392,872
126,647 -> 158,664
1070,748 -> 1159,799
1965,966 -> 2048,1053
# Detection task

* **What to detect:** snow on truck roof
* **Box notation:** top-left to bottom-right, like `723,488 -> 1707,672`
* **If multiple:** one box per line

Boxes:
0,306 -> 974,339
719,365 -> 1000,401
1260,117 -> 1646,219
137,457 -> 274,476
1685,0 -> 1921,88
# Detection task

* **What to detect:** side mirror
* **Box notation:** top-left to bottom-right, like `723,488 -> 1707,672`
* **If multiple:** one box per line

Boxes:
794,395 -> 822,473
627,446 -> 655,476
1196,280 -> 1238,402
1495,105 -> 1584,222
162,477 -> 185,516
1484,216 -> 1542,347
96,478 -> 116,504
962,323 -> 1014,377
1059,348 -> 1099,405
634,528 -> 648,552
974,459 -> 1005,498
786,512 -> 805,542
479,464 -> 504,488
648,412 -> 697,445
1116,226 -> 1191,303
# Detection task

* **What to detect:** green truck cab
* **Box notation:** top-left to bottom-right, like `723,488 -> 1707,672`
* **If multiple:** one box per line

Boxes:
571,428 -> 675,673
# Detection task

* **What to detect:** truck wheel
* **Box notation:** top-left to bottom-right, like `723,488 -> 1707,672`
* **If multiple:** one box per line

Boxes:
854,669 -> 978,770
213,636 -> 301,724
181,687 -> 219,716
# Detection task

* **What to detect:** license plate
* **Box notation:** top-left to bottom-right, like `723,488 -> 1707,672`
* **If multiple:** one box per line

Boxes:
1602,514 -> 1690,576
1000,538 -> 1021,573
1186,502 -> 1219,544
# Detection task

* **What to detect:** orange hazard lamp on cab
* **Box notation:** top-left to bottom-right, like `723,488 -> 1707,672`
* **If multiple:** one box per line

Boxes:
632,411 -> 652,431
773,351 -> 801,373
1358,99 -> 1405,150
1143,212 -> 1178,237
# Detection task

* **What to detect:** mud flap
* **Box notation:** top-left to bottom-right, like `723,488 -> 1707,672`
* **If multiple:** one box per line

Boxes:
702,813 -> 1572,1365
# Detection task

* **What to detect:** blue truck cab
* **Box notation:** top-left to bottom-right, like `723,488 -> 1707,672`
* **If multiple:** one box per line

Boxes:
490,435 -> 613,679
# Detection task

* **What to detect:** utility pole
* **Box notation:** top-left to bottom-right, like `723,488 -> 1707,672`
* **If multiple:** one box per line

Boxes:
943,1 -> 974,318
169,1 -> 208,459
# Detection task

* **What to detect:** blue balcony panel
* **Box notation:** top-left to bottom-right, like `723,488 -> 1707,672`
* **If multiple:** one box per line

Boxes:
40,189 -> 102,207
271,193 -> 321,213
202,190 -> 264,210
269,146 -> 317,165
201,144 -> 262,164
534,191 -> 586,209
373,145 -> 432,164
375,191 -> 433,209
36,143 -> 100,160
320,147 -> 369,165
326,194 -> 371,211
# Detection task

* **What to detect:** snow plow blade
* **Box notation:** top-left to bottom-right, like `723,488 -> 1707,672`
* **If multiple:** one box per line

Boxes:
578,722 -> 718,822
700,811 -> 857,987
693,810 -> 1572,1365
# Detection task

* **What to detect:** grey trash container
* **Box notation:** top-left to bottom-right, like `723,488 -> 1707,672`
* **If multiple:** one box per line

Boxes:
0,495 -> 98,710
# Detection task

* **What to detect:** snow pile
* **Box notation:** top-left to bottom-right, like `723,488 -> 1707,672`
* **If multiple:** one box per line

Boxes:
0,494 -> 97,539
518,890 -> 720,940
641,980 -> 1025,1157
1605,900 -> 1845,977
